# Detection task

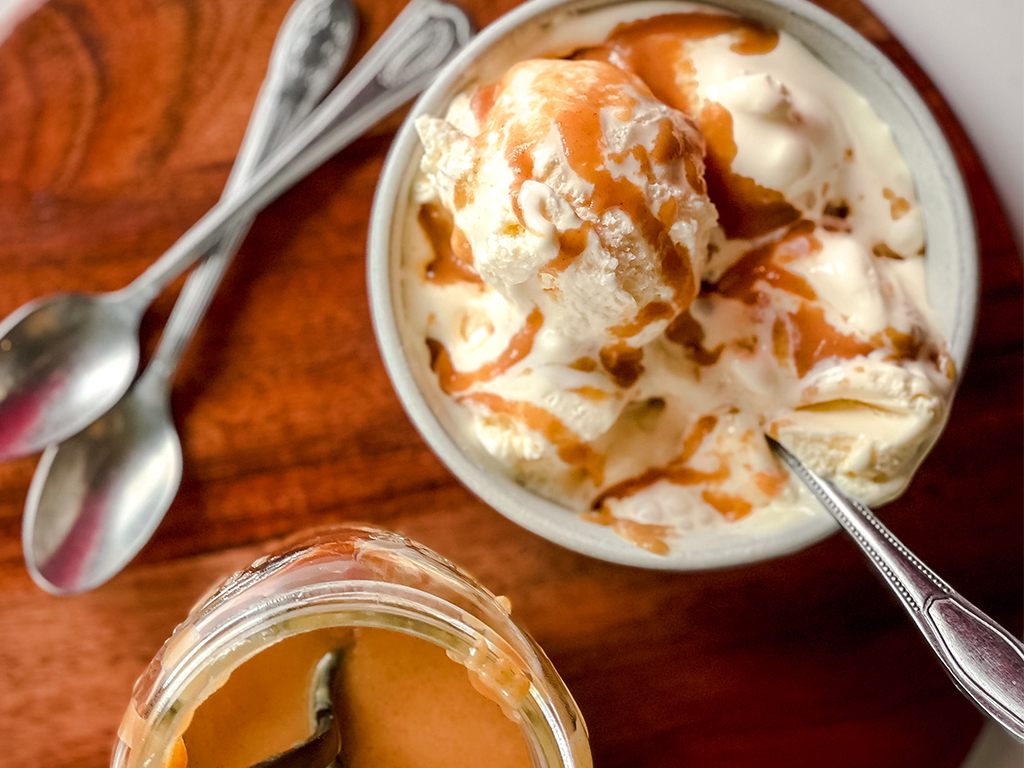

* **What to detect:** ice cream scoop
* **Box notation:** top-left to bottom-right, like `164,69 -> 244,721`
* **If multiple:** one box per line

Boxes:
415,57 -> 717,349
408,56 -> 717,481
395,3 -> 958,555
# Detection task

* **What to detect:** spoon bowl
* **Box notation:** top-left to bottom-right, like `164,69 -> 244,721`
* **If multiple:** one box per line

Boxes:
0,0 -> 472,465
24,375 -> 181,595
21,0 -> 473,594
0,292 -> 141,461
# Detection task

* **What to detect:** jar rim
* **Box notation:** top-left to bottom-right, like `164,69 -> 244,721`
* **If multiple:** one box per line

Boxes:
114,528 -> 590,768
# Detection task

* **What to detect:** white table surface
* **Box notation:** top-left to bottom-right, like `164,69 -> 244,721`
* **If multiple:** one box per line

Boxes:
862,0 -> 1022,250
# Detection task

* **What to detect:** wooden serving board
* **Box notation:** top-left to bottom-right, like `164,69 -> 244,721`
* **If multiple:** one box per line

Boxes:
0,0 -> 1020,765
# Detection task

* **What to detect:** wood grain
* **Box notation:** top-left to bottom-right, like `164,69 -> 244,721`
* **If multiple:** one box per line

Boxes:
0,0 -> 1020,766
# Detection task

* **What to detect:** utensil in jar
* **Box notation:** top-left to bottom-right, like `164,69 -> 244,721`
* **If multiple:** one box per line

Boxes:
766,435 -> 1024,743
250,649 -> 345,768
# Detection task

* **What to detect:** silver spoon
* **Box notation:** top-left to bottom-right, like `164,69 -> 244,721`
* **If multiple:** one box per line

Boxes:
0,0 -> 473,461
250,649 -> 346,768
766,436 -> 1024,742
20,0 -> 358,593
21,1 -> 473,595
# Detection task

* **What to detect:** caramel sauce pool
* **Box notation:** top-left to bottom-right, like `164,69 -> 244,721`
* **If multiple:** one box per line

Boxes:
171,627 -> 532,768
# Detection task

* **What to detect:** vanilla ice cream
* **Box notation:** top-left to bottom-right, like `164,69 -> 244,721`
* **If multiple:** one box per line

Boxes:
399,3 -> 955,554
411,56 -> 717,455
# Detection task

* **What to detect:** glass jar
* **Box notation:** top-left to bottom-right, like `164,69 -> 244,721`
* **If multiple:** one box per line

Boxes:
111,525 -> 591,768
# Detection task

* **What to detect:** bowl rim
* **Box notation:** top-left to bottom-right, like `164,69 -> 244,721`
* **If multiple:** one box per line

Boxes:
367,0 -> 979,570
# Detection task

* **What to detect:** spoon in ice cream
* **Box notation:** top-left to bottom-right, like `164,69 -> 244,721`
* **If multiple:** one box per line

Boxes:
766,436 -> 1024,742
0,0 -> 472,462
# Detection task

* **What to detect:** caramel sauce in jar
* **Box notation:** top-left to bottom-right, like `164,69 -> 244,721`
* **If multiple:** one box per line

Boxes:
179,627 -> 532,768
112,528 -> 592,768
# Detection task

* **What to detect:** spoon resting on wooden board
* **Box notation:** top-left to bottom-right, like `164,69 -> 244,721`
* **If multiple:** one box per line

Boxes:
18,0 -> 356,594
22,0 -> 474,594
0,0 -> 472,462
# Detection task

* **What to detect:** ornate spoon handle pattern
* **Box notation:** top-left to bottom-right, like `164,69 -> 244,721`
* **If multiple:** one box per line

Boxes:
767,436 -> 1024,742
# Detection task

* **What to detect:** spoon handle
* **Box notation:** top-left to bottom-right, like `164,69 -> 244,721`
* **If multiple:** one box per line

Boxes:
767,436 -> 1024,742
125,0 -> 473,310
146,0 -> 357,380
228,0 -> 359,193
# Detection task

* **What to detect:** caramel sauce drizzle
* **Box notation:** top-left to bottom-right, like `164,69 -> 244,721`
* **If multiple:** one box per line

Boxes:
569,386 -> 611,402
576,13 -> 778,114
609,301 -> 674,339
569,357 -> 598,372
771,317 -> 790,366
753,470 -> 787,498
465,391 -> 605,484
592,464 -> 729,512
590,415 -> 725,509
477,59 -> 697,314
576,13 -> 797,240
703,220 -> 895,376
876,325 -> 949,372
715,220 -> 819,305
590,415 -> 784,524
599,344 -> 645,388
418,203 -> 482,286
703,220 -> 940,376
882,325 -> 924,361
788,304 -> 875,378
872,243 -> 903,260
579,507 -> 673,555
426,307 -> 544,393
701,489 -> 752,520
698,102 -> 801,239
470,82 -> 500,124
540,223 -> 592,276
882,187 -> 911,220
665,310 -> 724,365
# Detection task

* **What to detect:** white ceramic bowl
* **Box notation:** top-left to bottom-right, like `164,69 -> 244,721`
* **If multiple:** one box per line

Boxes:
367,0 -> 978,569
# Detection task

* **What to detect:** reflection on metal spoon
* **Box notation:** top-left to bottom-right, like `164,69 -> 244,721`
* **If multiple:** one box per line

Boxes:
767,435 -> 1024,743
20,0 -> 360,595
0,0 -> 472,462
